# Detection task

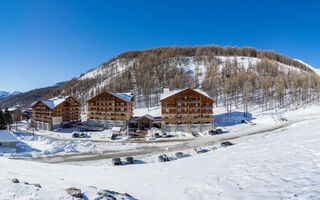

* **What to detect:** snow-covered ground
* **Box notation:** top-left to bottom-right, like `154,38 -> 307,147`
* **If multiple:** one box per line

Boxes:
1,115 -> 320,199
0,131 -> 177,158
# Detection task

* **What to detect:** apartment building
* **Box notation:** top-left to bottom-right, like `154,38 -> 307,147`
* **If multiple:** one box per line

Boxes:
86,91 -> 134,129
160,88 -> 214,133
31,96 -> 81,130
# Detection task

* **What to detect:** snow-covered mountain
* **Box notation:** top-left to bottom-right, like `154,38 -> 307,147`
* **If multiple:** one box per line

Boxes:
0,91 -> 22,100
4,46 -> 320,109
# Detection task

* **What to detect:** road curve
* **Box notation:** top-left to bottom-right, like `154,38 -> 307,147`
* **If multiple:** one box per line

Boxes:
12,115 -> 320,164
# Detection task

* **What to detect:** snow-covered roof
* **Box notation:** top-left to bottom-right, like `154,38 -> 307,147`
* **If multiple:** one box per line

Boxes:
0,130 -> 17,142
138,114 -> 154,121
160,88 -> 214,101
2,107 -> 20,112
33,96 -> 70,109
112,127 -> 121,132
107,92 -> 133,102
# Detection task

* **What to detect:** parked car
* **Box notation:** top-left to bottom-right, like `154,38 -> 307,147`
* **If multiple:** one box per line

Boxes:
191,132 -> 199,137
165,134 -> 174,138
111,134 -> 117,140
193,148 -> 205,154
72,132 -> 80,138
154,133 -> 161,138
209,129 -> 223,135
80,133 -> 88,138
112,158 -> 122,166
175,152 -> 184,158
215,128 -> 223,134
125,157 -> 134,164
158,154 -> 169,162
220,141 -> 234,147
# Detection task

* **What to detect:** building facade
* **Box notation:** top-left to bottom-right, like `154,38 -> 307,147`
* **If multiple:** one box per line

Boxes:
86,91 -> 134,129
31,96 -> 81,130
160,88 -> 214,133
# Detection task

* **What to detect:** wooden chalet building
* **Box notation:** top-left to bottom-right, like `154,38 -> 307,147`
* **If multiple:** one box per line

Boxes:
31,96 -> 81,130
86,91 -> 134,129
160,88 -> 214,133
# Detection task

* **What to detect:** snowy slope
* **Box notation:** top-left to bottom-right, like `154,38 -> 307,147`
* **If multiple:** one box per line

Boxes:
295,59 -> 320,76
1,117 -> 320,199
79,56 -> 308,90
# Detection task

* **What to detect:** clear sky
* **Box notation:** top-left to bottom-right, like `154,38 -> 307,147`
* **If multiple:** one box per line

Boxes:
0,0 -> 319,92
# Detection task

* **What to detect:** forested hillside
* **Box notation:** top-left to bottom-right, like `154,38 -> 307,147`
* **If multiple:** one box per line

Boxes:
45,45 -> 320,114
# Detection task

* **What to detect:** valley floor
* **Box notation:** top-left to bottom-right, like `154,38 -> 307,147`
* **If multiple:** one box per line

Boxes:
1,105 -> 320,199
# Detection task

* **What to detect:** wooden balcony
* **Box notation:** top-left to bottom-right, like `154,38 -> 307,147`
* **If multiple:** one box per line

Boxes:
88,114 -> 127,120
32,117 -> 52,123
162,117 -> 214,122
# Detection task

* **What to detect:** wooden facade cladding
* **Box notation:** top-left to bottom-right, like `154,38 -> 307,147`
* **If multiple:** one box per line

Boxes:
31,96 -> 81,123
51,97 -> 81,122
160,89 -> 214,124
86,92 -> 134,121
31,101 -> 53,123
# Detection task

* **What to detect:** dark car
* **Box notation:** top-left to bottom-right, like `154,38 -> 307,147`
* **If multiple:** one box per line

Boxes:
165,134 -> 174,138
220,141 -> 234,147
72,132 -> 80,138
154,133 -> 161,138
215,129 -> 223,134
158,154 -> 169,162
112,158 -> 122,166
111,134 -> 117,140
209,130 -> 216,135
125,157 -> 134,164
80,133 -> 88,138
175,152 -> 184,158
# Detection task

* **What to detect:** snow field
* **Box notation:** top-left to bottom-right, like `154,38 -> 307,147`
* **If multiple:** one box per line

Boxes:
2,118 -> 320,199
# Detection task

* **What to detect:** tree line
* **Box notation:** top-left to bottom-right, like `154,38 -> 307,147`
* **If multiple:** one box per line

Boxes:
0,107 -> 13,130
43,45 -> 318,114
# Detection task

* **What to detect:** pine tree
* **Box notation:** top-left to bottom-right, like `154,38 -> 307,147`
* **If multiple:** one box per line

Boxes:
0,109 -> 6,130
4,107 -> 13,126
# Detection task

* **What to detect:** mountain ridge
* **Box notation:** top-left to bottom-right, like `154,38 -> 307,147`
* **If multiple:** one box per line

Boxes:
2,45 -> 320,110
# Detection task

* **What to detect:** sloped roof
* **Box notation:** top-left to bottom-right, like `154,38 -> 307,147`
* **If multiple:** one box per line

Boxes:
0,130 -> 17,142
32,96 -> 70,109
138,114 -> 154,121
87,91 -> 133,102
160,88 -> 214,101
107,92 -> 133,102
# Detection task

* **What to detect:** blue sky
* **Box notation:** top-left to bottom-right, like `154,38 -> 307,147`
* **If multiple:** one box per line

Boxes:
0,0 -> 319,92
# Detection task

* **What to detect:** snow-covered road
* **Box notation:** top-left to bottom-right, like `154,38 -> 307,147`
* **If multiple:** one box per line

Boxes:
1,118 -> 320,199
13,112 -> 320,164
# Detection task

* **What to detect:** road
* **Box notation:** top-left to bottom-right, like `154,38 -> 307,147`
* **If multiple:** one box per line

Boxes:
12,115 -> 320,164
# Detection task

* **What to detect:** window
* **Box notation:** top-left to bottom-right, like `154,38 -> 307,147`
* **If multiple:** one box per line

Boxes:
164,102 -> 168,106
177,103 -> 181,107
178,109 -> 181,113
165,108 -> 169,113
